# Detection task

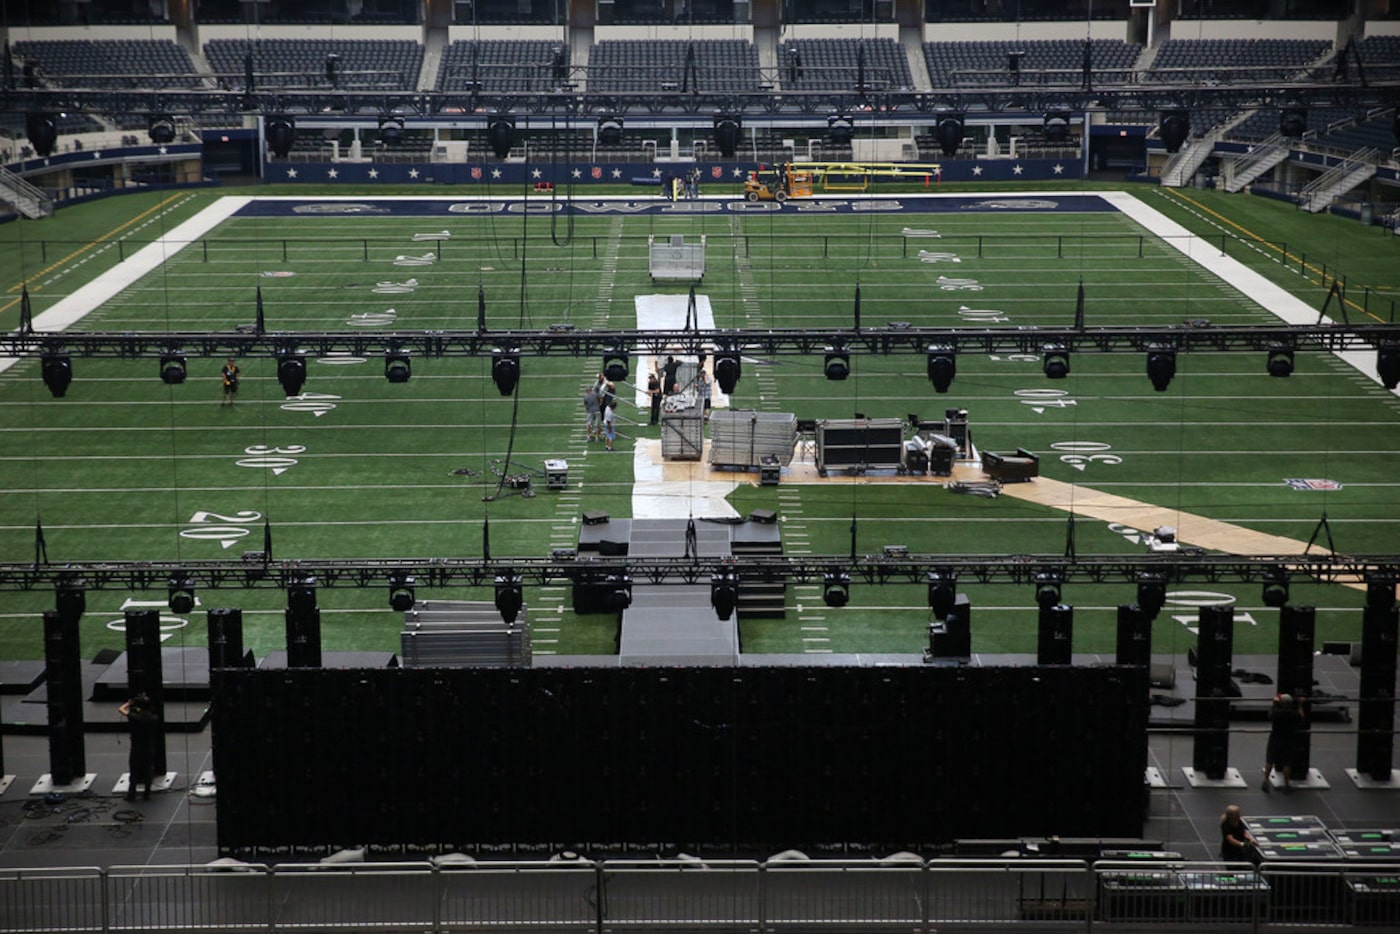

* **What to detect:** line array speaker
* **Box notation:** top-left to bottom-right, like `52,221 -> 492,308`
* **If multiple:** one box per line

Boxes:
1193,604 -> 1234,779
207,607 -> 246,670
285,607 -> 323,668
1277,604 -> 1316,773
1037,604 -> 1073,665
124,609 -> 167,774
42,609 -> 86,785
1357,604 -> 1399,781
1115,604 -> 1151,667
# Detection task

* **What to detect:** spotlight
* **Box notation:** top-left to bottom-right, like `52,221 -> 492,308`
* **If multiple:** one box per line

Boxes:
598,115 -> 624,146
1043,110 -> 1071,143
277,353 -> 307,397
384,350 -> 411,383
1007,50 -> 1024,76
266,115 -> 295,158
935,113 -> 964,156
324,53 -> 340,85
1279,107 -> 1307,139
495,572 -> 524,624
41,352 -> 73,397
491,348 -> 520,396
55,579 -> 87,623
1136,570 -> 1167,619
827,114 -> 855,145
287,577 -> 317,615
388,573 -> 416,612
822,569 -> 851,608
25,112 -> 58,157
378,116 -> 405,146
1261,567 -> 1290,608
602,349 -> 629,383
159,352 -> 187,385
1034,570 -> 1063,609
487,116 -> 516,159
714,352 -> 741,394
823,346 -> 850,381
713,113 -> 742,158
1158,110 -> 1190,154
1266,342 -> 1295,378
926,344 -> 956,393
167,575 -> 196,614
147,114 -> 176,145
927,569 -> 957,618
1042,343 -> 1070,380
711,569 -> 739,621
1377,341 -> 1400,390
1146,344 -> 1176,391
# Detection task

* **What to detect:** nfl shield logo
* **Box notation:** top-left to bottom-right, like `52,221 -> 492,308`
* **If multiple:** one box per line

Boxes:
470,166 -> 482,180
711,166 -> 722,178
591,166 -> 603,179
1284,478 -> 1342,491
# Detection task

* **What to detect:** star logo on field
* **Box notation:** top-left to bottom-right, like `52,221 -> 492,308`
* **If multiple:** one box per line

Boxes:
531,168 -> 542,178
491,168 -> 501,178
571,168 -> 582,179
408,168 -> 419,179
1012,164 -> 1024,175
327,168 -> 338,179
368,168 -> 379,179
1052,164 -> 1064,175
611,168 -> 622,178
971,165 -> 983,176
287,168 -> 298,179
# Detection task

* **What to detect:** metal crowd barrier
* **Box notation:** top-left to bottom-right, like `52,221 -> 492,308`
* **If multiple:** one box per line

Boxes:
3,857 -> 1399,933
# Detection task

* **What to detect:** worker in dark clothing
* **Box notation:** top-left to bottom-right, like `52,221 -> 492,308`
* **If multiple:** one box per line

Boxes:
119,692 -> 160,800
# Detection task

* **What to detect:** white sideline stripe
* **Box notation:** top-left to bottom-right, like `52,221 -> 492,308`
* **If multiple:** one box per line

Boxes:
1102,190 -> 1399,398
0,196 -> 251,377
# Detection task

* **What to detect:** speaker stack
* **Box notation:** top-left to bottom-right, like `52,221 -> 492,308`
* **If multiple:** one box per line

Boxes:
1116,604 -> 1151,667
124,609 -> 167,775
1037,604 -> 1073,665
207,607 -> 247,670
1357,579 -> 1398,782
929,594 -> 972,660
1277,604 -> 1316,773
1192,604 -> 1234,779
42,609 -> 86,786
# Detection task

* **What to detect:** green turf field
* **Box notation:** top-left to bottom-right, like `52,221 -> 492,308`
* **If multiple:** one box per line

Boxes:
1,184 -> 1397,665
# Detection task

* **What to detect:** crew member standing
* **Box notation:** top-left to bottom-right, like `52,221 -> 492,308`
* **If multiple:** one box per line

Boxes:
119,693 -> 160,800
647,368 -> 662,425
220,357 -> 240,406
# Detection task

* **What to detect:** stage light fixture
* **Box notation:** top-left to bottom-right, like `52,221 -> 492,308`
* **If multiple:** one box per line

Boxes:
1136,570 -> 1167,619
1146,344 -> 1176,391
1261,567 -> 1290,608
495,572 -> 525,624
147,114 -> 176,145
388,573 -> 416,612
935,113 -> 964,156
487,116 -> 516,159
41,352 -> 73,397
384,350 -> 411,383
1377,341 -> 1400,390
266,115 -> 295,158
324,53 -> 340,85
1041,344 -> 1070,380
55,579 -> 87,623
1034,570 -> 1063,609
823,346 -> 850,381
713,113 -> 742,158
1279,107 -> 1307,139
927,569 -> 957,618
277,353 -> 307,396
598,115 -> 624,146
25,112 -> 58,157
167,575 -> 196,614
1043,110 -> 1071,143
287,577 -> 317,615
602,349 -> 629,383
711,569 -> 739,621
378,116 -> 405,146
714,352 -> 741,394
926,344 -> 956,393
1159,110 -> 1190,153
827,114 -> 855,145
822,570 -> 851,608
492,348 -> 520,395
1266,342 -> 1295,377
159,352 -> 187,385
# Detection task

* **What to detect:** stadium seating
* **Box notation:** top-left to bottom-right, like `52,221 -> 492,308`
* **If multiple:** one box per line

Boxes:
436,40 -> 566,92
779,38 -> 912,91
13,39 -> 200,88
1149,38 -> 1332,84
922,38 -> 1141,89
204,38 -> 424,92
588,39 -> 759,93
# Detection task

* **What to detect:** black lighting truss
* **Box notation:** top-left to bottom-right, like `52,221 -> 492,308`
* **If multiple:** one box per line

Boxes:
3,554 -> 1398,593
7,323 -> 1400,361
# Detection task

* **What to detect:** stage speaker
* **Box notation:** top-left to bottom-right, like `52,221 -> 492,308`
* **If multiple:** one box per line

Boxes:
597,537 -> 628,556
930,594 -> 971,659
749,509 -> 777,524
1193,605 -> 1234,779
1115,604 -> 1151,667
1037,604 -> 1073,665
124,609 -> 167,774
207,608 -> 246,670
1277,604 -> 1316,773
42,609 -> 86,785
285,607 -> 323,668
582,510 -> 610,525
1357,603 -> 1399,781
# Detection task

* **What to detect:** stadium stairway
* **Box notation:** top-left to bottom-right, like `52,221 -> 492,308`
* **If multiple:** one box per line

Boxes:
618,518 -> 740,665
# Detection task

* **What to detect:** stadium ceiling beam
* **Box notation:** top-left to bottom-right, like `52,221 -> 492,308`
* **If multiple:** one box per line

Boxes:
3,79 -> 1396,121
2,554 -> 1397,593
7,324 -> 1398,360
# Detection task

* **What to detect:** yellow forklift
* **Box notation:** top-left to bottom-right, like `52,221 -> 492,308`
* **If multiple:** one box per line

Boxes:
743,164 -> 813,202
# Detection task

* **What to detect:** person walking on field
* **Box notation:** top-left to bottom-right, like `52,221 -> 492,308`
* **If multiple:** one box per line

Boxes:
220,358 -> 240,406
583,382 -> 602,442
602,398 -> 618,452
